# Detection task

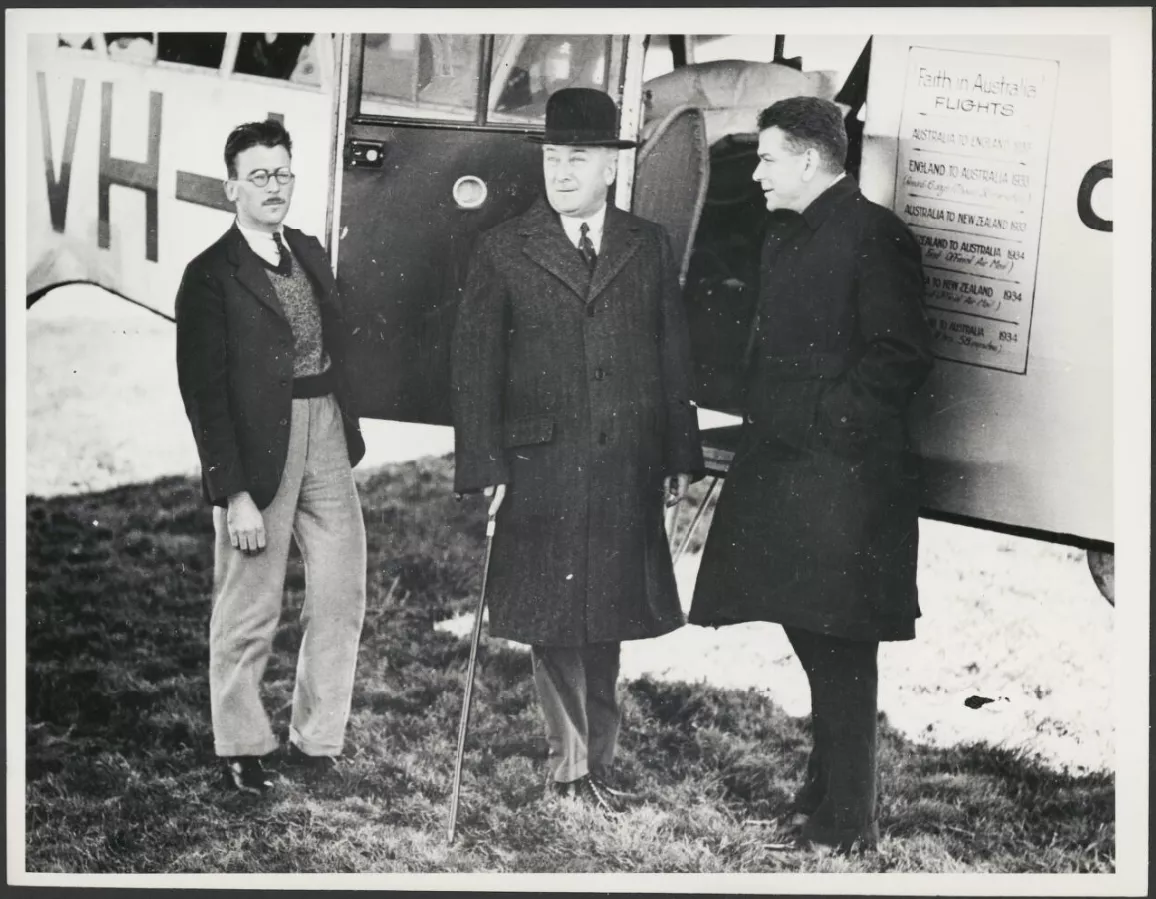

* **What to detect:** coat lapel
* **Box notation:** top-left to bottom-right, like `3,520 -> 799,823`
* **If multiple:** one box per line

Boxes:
225,226 -> 287,323
519,200 -> 594,302
586,205 -> 642,304
283,226 -> 339,309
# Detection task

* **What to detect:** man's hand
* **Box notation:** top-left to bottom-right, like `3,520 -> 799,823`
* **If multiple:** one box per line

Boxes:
227,491 -> 266,554
665,473 -> 690,507
482,483 -> 507,517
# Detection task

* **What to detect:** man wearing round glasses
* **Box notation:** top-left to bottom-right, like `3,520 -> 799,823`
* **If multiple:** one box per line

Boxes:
175,119 -> 367,795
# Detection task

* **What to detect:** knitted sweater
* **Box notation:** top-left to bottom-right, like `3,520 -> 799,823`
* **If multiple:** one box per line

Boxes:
265,247 -> 330,377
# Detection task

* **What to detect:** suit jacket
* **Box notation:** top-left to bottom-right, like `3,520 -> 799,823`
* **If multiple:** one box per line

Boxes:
452,199 -> 704,646
690,176 -> 934,641
175,224 -> 365,510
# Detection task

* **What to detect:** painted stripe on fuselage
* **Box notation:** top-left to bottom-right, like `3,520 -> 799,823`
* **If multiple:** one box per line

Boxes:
173,111 -> 284,213
98,82 -> 161,262
175,172 -> 231,212
37,73 -> 84,234
38,67 -> 287,260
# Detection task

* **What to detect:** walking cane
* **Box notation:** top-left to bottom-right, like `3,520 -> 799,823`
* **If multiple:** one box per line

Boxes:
664,502 -> 680,553
447,485 -> 504,844
671,476 -> 719,565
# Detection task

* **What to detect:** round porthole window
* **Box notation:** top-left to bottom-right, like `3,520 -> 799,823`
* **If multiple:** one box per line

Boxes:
453,175 -> 488,210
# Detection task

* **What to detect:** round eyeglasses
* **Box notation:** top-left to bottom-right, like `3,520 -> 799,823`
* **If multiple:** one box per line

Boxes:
242,168 -> 295,188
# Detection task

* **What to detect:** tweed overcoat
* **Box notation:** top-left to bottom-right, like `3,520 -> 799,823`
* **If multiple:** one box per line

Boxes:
175,225 -> 365,510
452,199 -> 704,646
688,176 -> 934,642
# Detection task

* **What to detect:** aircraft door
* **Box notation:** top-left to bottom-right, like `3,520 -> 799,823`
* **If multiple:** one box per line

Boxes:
335,33 -> 630,425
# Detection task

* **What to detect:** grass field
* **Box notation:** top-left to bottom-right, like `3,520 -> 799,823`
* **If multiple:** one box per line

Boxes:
22,457 -> 1114,874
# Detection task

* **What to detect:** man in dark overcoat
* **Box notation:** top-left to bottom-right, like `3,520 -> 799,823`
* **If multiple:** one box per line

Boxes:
176,120 -> 366,794
689,97 -> 934,852
452,88 -> 703,813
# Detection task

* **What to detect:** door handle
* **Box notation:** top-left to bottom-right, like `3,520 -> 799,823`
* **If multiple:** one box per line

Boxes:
346,139 -> 386,169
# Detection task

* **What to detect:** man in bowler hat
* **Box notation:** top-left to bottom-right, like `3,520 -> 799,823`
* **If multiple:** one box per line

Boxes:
176,120 -> 367,793
452,88 -> 704,813
689,97 -> 934,852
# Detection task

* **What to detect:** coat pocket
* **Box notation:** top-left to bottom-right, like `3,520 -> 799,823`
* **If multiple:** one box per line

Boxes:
810,393 -> 865,458
502,413 -> 556,448
812,387 -> 909,460
746,379 -> 824,453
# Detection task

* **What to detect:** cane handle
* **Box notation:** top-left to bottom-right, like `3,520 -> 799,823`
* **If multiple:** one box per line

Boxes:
486,483 -> 507,518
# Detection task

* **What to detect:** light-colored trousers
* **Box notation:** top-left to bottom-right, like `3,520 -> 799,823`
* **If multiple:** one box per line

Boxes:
210,393 -> 366,758
530,642 -> 621,783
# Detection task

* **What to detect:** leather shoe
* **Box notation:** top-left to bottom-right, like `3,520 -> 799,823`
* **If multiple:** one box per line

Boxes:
549,774 -> 624,815
590,773 -> 645,805
282,742 -> 340,774
763,824 -> 874,857
793,835 -> 871,857
222,756 -> 272,795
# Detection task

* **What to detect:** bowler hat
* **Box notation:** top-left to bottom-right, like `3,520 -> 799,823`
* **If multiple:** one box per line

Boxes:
527,87 -> 638,148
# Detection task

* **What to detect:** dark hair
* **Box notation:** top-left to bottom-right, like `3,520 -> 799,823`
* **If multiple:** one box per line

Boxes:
756,97 -> 847,172
224,119 -> 292,178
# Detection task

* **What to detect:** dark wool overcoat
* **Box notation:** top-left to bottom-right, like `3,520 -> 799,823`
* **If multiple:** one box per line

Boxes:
688,176 -> 934,642
452,199 -> 704,647
175,225 -> 365,510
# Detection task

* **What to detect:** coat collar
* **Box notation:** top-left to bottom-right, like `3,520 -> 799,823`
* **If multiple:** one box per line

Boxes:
223,224 -> 337,321
589,203 -> 645,302
518,198 -> 643,303
224,225 -> 285,322
282,226 -> 338,302
800,173 -> 859,231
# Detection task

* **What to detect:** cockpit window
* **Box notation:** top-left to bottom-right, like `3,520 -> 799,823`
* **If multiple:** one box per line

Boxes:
157,33 -> 227,69
104,33 -> 156,62
488,34 -> 622,126
234,33 -> 318,83
359,33 -> 482,122
57,33 -> 95,51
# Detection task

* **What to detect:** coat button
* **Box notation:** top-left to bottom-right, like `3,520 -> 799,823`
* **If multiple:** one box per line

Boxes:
594,368 -> 604,380
280,379 -> 288,387
279,418 -> 288,426
840,416 -> 848,424
598,432 -> 607,445
586,305 -> 596,317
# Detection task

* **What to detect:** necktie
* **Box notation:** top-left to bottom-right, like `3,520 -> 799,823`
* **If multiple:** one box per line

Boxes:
271,232 -> 293,276
577,222 -> 597,272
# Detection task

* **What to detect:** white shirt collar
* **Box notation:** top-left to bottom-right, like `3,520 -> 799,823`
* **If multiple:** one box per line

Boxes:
558,203 -> 608,254
235,219 -> 286,266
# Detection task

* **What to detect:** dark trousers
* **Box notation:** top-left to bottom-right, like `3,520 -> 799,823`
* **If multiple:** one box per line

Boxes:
784,627 -> 880,851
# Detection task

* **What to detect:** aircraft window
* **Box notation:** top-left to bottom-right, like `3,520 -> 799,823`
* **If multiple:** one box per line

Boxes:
104,32 -> 156,62
359,34 -> 481,122
58,33 -> 95,51
488,34 -> 621,126
642,35 -> 675,82
157,33 -> 227,69
687,35 -> 779,65
683,34 -> 870,88
234,33 -> 318,84
290,34 -> 324,87
779,35 -> 870,88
